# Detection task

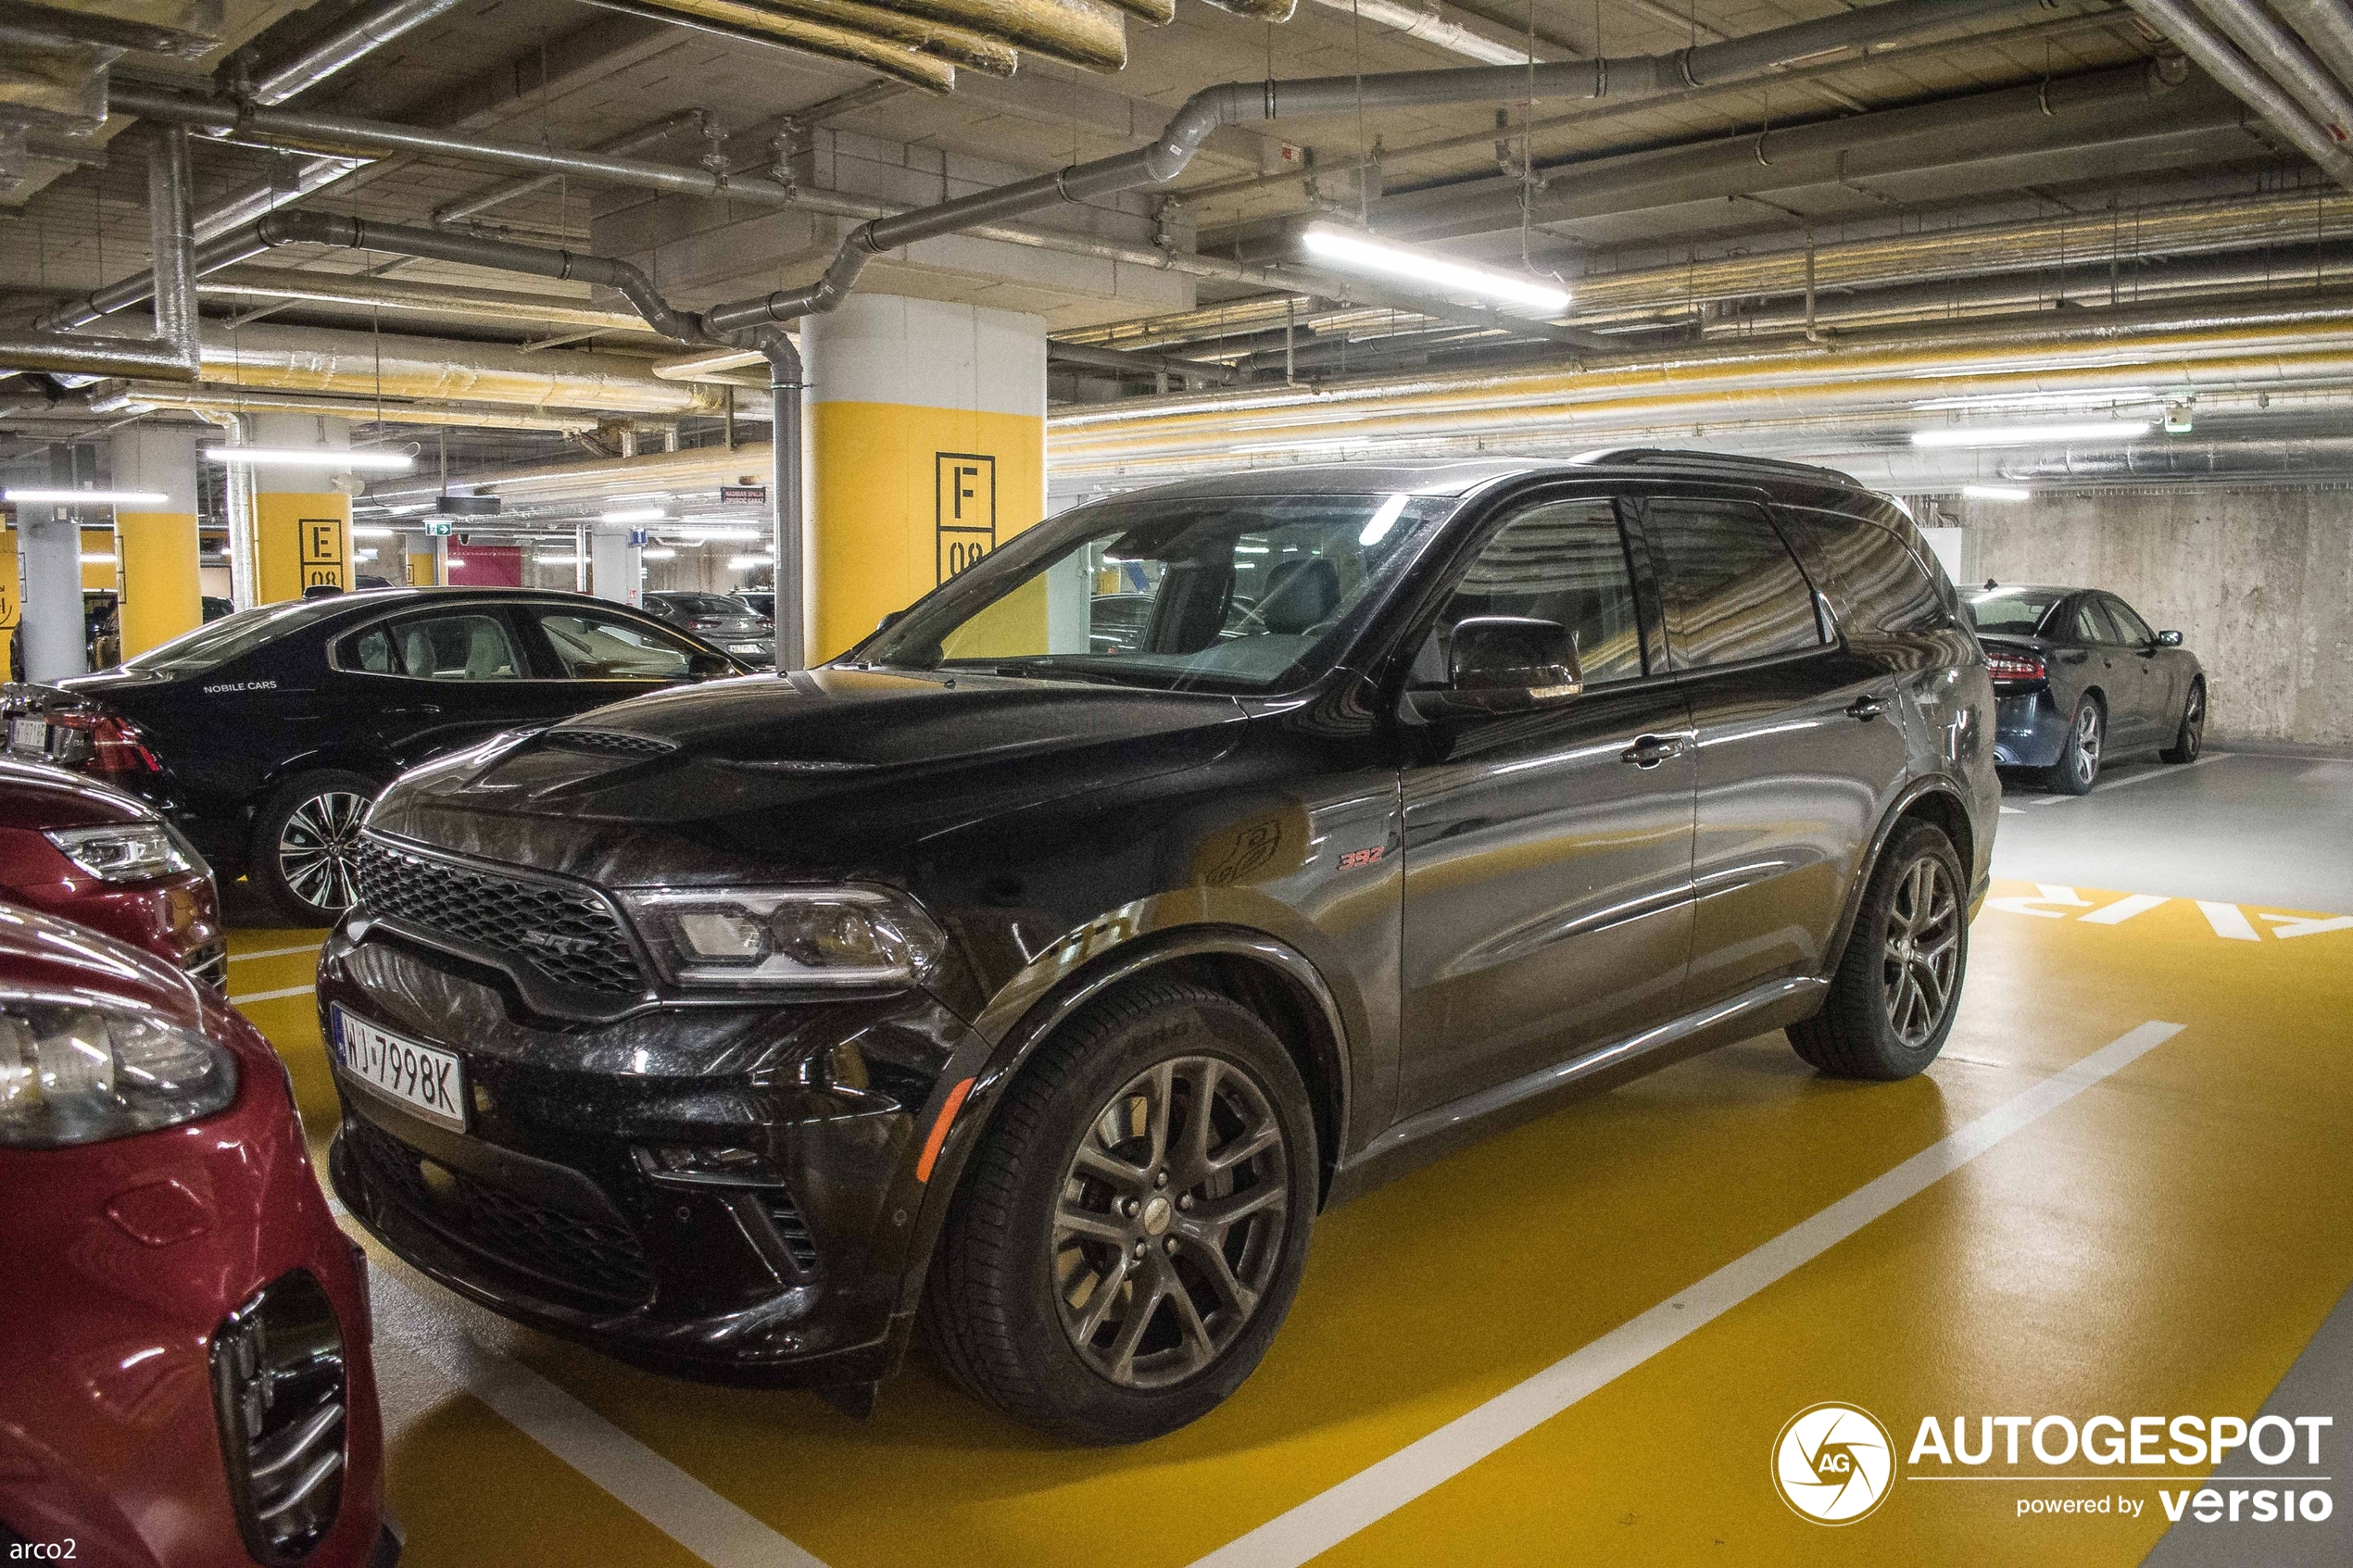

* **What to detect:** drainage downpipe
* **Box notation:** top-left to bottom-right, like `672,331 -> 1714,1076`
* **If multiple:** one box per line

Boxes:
197,408 -> 260,611
2127,0 -> 2353,187
0,130 -> 202,379
757,331 -> 807,671
2187,0 -> 2353,143
250,0 -> 469,106
698,0 -> 2037,333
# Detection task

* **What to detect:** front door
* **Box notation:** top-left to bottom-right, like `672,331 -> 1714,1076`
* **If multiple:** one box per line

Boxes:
1398,491 -> 1697,1116
334,605 -> 551,768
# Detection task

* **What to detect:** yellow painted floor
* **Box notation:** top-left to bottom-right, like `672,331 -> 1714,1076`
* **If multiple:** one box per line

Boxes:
222,872 -> 2353,1568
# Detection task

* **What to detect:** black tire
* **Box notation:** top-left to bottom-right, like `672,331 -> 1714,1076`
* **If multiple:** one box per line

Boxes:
2159,680 -> 2205,763
923,978 -> 1318,1445
250,769 -> 379,927
1787,819 -> 1969,1081
2042,695 -> 2103,795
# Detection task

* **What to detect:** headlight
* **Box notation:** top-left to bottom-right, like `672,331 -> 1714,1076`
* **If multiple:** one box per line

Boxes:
0,992 -> 239,1148
46,822 -> 196,883
619,886 -> 946,988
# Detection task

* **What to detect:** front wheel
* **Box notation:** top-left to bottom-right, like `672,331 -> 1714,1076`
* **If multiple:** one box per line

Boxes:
924,979 -> 1317,1444
2160,680 -> 2205,763
2043,696 -> 2103,795
1788,819 -> 1969,1080
250,769 -> 379,927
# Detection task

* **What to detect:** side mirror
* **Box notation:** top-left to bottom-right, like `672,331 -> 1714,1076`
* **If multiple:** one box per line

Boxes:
1448,616 -> 1582,697
2155,629 -> 2183,647
686,652 -> 733,680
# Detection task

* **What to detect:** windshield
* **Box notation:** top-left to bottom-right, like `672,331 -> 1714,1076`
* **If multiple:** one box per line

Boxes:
1966,587 -> 2067,637
659,594 -> 745,617
120,598 -> 335,676
852,492 -> 1456,694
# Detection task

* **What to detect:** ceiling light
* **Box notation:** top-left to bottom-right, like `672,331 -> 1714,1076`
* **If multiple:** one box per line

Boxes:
5,488 -> 170,507
80,553 -> 117,566
1910,420 -> 2152,448
1960,484 -> 2032,502
726,553 -> 774,570
672,526 -> 764,543
354,548 -> 378,562
351,525 -> 398,539
535,553 -> 583,566
641,547 -> 678,560
600,507 -> 668,523
201,446 -> 413,470
1300,224 -> 1570,317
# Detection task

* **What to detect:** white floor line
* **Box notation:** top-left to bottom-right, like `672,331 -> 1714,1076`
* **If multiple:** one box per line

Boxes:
2196,901 -> 2260,941
1188,1020 -> 2188,1568
362,1252 -> 831,1568
2030,751 -> 2233,806
230,983 -> 317,1006
229,942 -> 322,963
2080,893 -> 2170,925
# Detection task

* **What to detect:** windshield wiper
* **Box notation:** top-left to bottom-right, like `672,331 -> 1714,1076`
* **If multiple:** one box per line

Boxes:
984,659 -> 1129,686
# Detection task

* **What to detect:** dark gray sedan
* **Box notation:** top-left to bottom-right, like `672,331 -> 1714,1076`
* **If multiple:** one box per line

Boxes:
643,590 -> 775,668
1965,583 -> 2207,794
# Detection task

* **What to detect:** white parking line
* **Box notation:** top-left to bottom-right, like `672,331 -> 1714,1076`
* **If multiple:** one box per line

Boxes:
2028,751 -> 2232,805
229,943 -> 322,963
2196,901 -> 2261,941
1188,1020 -> 2188,1568
229,983 -> 316,1006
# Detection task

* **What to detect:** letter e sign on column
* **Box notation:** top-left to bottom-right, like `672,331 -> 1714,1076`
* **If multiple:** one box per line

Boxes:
300,517 -> 346,591
936,453 -> 997,583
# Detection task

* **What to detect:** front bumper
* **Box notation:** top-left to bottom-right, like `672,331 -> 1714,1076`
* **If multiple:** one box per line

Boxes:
318,926 -> 980,1386
1993,687 -> 2069,769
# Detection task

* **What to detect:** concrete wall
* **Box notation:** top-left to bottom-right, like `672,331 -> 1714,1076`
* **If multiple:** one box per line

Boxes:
1957,487 -> 2353,747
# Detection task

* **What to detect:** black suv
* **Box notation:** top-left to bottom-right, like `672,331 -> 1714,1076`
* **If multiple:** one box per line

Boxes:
321,455 -> 1996,1443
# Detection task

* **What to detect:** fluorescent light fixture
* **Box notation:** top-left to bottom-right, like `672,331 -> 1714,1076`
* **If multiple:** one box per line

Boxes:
6,488 -> 170,507
600,507 -> 668,523
201,446 -> 413,470
386,502 -> 433,515
1359,492 -> 1410,546
535,553 -> 584,566
351,525 -> 397,540
1960,484 -> 2032,502
641,547 -> 678,560
1910,420 -> 2152,448
670,525 -> 764,543
354,548 -> 378,562
1301,224 -> 1570,317
727,553 -> 774,570
80,553 -> 118,566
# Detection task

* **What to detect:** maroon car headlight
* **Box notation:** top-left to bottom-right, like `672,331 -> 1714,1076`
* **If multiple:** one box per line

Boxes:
0,991 -> 238,1148
619,885 -> 946,988
44,822 -> 199,882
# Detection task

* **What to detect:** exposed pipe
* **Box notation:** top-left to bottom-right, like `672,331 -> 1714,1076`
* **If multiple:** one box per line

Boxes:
2187,0 -> 2353,142
431,108 -> 711,227
102,383 -> 606,433
1300,0 -> 1532,67
250,0 -> 469,106
1835,435 -> 2353,488
566,0 -> 957,89
757,332 -> 806,669
2272,0 -> 2353,108
196,265 -> 660,337
0,129 -> 202,381
195,408 -> 258,610
1051,339 -> 1238,383
2125,0 -> 2353,188
616,0 -> 1019,76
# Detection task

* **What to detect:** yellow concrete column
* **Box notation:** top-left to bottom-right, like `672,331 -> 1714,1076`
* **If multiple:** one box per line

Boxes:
248,414 -> 353,604
109,426 -> 204,658
804,295 -> 1047,664
0,524 -> 18,682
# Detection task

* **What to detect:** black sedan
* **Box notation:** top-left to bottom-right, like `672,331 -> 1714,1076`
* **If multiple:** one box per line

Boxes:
1964,582 -> 2207,794
2,588 -> 751,924
642,591 -> 775,667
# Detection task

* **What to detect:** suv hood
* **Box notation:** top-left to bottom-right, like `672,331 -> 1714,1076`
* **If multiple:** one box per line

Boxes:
370,667 -> 1250,884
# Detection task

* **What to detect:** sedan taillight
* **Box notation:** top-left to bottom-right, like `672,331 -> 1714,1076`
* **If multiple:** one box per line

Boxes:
44,710 -> 162,775
1984,648 -> 2047,683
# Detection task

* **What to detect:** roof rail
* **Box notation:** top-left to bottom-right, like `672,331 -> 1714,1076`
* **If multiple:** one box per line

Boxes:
1567,446 -> 1868,489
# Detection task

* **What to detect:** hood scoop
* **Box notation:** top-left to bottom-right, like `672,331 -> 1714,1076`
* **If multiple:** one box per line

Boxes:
538,729 -> 677,759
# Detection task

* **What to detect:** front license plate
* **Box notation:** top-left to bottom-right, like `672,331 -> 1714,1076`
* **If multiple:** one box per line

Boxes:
7,718 -> 44,756
332,1006 -> 467,1131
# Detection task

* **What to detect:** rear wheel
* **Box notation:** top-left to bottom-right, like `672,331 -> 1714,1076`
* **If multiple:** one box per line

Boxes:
2160,680 -> 2205,763
924,979 -> 1317,1444
1788,819 -> 1968,1080
2042,696 -> 2103,795
250,769 -> 378,927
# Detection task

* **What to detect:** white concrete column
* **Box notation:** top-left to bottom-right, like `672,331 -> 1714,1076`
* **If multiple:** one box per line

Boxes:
589,527 -> 642,607
18,499 -> 86,682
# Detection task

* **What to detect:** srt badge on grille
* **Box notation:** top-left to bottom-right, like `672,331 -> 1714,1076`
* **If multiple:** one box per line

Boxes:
520,928 -> 598,958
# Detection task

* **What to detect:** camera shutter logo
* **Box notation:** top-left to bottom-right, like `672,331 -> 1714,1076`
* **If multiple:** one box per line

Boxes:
1773,1402 -> 1896,1524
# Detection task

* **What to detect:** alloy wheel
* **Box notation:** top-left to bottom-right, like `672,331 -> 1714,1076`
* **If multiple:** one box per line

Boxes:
2073,703 -> 2102,785
1881,856 -> 1961,1050
2182,686 -> 2204,759
278,790 -> 371,913
1051,1054 -> 1290,1390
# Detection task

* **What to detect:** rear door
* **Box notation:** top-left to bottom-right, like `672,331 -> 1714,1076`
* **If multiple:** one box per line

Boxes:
2100,594 -> 2171,736
1638,492 -> 1910,1008
1397,488 -> 1697,1113
2067,596 -> 2144,746
333,605 -> 557,767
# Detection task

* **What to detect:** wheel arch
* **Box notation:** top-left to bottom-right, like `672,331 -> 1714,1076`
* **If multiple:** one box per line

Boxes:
1820,778 -> 1980,980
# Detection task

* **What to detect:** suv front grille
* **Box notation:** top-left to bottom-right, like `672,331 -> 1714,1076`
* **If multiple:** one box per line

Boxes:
346,1117 -> 657,1310
209,1271 -> 347,1565
186,939 -> 228,991
352,838 -> 644,996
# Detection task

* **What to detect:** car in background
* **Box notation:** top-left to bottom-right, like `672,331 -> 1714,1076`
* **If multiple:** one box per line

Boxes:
1964,582 -> 2206,794
202,595 -> 234,622
733,590 -> 774,621
0,758 -> 224,987
643,590 -> 775,668
3,587 -> 754,926
0,902 -> 394,1565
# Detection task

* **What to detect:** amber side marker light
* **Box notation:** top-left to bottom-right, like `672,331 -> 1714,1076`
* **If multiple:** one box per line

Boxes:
916,1078 -> 976,1183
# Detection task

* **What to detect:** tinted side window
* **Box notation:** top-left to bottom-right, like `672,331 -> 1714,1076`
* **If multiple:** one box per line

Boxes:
2070,598 -> 2122,645
537,609 -> 699,679
2104,596 -> 2154,644
1638,497 -> 1824,669
1776,508 -> 1948,635
342,625 -> 398,673
1418,497 -> 1646,687
390,613 -> 526,680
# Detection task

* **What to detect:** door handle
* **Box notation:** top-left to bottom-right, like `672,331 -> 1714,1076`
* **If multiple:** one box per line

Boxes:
383,703 -> 443,717
1620,734 -> 1688,769
1844,695 -> 1888,722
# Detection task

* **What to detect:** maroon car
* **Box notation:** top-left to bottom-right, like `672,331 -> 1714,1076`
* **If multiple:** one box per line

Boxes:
0,901 -> 396,1564
0,758 -> 225,989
